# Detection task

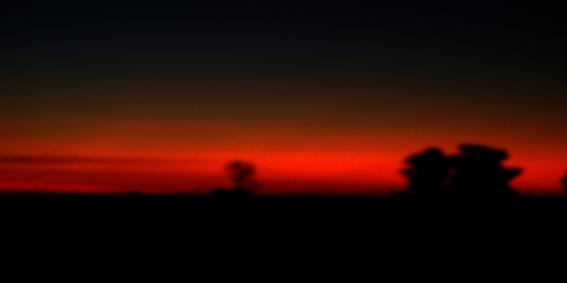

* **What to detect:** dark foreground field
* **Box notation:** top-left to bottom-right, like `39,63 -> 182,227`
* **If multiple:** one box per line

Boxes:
2,192 -> 567,223
2,192 -> 566,268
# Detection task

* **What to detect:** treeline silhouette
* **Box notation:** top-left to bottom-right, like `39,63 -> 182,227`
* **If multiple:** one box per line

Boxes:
213,144 -> 565,198
403,144 -> 522,198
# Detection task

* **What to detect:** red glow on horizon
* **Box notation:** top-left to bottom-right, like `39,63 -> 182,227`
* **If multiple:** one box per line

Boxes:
1,83 -> 566,195
0,145 -> 564,195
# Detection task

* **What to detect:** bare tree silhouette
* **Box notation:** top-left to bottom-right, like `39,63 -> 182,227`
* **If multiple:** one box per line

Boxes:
448,145 -> 521,197
402,148 -> 450,196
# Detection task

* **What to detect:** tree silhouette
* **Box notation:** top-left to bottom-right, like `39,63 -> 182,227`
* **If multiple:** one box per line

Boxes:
402,148 -> 450,196
562,172 -> 567,194
403,144 -> 523,197
448,145 -> 522,197
225,160 -> 259,194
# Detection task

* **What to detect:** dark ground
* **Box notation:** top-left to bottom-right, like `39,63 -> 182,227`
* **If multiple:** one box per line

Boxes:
2,192 -> 566,273
2,192 -> 567,226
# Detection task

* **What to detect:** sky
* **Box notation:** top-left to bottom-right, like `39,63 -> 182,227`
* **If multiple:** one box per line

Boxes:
0,1 -> 566,194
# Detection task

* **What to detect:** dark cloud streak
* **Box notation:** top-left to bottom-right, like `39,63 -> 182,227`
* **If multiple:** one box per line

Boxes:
0,155 -> 201,165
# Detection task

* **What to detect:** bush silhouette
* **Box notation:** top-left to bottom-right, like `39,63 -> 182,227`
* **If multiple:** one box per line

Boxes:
402,148 -> 450,196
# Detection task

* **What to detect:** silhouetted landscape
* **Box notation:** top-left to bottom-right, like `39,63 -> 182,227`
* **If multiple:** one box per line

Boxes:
2,144 -> 567,225
1,1 -> 566,247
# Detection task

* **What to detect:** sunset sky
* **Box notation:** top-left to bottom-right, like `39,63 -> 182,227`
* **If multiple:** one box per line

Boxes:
1,2 -> 566,194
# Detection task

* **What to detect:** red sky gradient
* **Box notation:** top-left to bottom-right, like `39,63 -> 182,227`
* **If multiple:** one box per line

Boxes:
1,82 -> 566,195
2,1 -> 567,197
